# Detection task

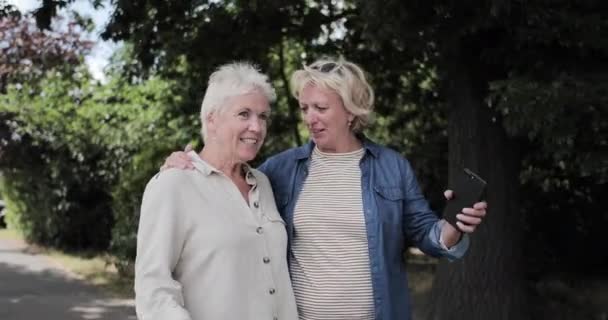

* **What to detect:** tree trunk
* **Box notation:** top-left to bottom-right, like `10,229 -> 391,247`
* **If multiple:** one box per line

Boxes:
426,59 -> 528,320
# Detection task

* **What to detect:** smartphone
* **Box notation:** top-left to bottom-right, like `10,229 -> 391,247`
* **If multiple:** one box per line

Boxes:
442,168 -> 487,231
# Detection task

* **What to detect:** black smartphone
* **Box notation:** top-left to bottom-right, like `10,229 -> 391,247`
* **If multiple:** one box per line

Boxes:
442,168 -> 487,231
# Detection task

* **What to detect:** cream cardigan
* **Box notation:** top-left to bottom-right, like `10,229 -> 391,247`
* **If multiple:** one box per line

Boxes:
135,152 -> 298,320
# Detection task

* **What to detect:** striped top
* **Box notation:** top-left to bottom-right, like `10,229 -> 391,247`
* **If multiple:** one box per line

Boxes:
290,146 -> 374,320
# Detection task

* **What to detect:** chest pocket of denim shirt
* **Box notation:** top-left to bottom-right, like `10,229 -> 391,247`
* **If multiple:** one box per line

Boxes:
373,186 -> 405,221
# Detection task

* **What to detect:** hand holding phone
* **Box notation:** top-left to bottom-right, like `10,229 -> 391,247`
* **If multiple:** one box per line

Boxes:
442,168 -> 487,232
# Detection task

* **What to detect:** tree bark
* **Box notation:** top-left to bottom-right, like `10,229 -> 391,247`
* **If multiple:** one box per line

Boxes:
426,58 -> 528,320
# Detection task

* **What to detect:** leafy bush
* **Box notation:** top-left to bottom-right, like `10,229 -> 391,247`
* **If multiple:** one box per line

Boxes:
0,70 -> 114,249
0,67 -> 196,255
106,77 -> 198,275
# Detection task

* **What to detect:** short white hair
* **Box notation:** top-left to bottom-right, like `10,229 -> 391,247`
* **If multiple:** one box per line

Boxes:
200,62 -> 276,141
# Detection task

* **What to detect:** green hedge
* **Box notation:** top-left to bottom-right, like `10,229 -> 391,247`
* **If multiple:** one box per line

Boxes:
0,69 -> 197,261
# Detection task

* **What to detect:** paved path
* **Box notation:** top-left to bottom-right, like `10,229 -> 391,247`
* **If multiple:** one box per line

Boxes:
0,237 -> 136,320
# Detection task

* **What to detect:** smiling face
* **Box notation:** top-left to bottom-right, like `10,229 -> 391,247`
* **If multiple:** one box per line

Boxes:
207,91 -> 270,163
298,83 -> 355,153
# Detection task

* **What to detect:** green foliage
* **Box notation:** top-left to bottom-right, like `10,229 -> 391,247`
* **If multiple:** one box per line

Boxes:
107,79 -> 197,273
491,73 -> 608,273
0,69 -> 116,249
490,74 -> 607,179
0,64 -> 191,253
97,0 -> 363,154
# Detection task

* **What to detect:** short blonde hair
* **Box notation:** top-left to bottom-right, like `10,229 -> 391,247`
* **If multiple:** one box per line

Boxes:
200,62 -> 276,141
290,57 -> 374,132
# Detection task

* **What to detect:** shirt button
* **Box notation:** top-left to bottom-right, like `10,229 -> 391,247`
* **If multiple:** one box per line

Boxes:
269,288 -> 276,295
263,257 -> 270,264
256,227 -> 264,234
253,201 -> 259,208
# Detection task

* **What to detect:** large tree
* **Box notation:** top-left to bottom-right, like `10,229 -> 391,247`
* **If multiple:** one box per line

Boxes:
358,1 -> 607,319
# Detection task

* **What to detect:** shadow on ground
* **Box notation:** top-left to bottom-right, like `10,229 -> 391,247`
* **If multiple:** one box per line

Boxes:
0,243 -> 136,320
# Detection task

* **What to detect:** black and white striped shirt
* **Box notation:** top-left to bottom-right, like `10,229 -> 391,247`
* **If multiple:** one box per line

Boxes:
290,146 -> 374,320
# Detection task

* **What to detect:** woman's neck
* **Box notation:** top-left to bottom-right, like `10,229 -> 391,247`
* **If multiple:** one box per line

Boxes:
199,145 -> 243,179
318,132 -> 363,153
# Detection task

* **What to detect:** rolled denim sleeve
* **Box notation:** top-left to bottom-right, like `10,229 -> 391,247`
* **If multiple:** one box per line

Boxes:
429,220 -> 470,261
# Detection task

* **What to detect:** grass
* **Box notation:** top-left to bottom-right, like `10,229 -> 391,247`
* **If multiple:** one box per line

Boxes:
0,227 -> 134,299
46,250 -> 134,299
0,228 -> 19,240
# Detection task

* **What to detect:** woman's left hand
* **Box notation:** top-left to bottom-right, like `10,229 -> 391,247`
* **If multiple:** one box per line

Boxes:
443,190 -> 487,233
440,190 -> 488,248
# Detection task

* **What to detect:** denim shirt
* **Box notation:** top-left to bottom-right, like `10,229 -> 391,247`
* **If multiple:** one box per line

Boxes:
258,137 -> 469,320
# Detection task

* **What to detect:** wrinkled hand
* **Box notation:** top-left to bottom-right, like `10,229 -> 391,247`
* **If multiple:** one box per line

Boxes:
160,144 -> 195,171
443,190 -> 487,233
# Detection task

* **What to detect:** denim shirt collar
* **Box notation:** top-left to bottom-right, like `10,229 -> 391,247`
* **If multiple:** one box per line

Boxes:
293,134 -> 381,160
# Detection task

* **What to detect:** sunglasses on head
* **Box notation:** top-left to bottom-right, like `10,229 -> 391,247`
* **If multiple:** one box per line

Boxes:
312,62 -> 341,73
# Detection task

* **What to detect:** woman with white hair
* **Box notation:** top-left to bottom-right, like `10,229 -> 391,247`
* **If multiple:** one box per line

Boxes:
163,57 -> 488,320
135,62 -> 298,320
